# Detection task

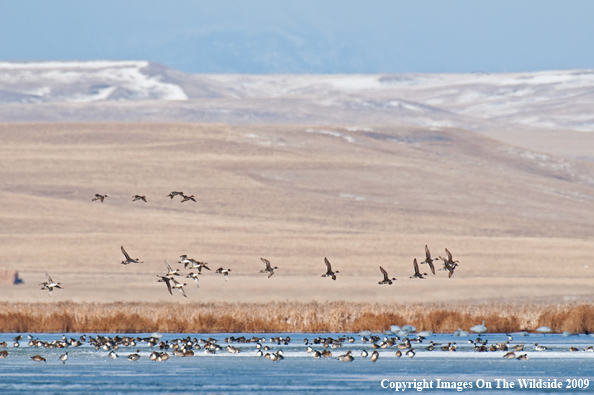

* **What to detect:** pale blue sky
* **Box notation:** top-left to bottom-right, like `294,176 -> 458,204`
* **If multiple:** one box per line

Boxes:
1,0 -> 592,73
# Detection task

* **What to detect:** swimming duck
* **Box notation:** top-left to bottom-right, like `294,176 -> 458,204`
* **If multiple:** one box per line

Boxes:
91,194 -> 108,203
0,350 -> 7,358
40,272 -> 63,296
361,349 -> 368,358
181,194 -> 196,203
410,258 -> 427,279
132,195 -> 147,202
337,350 -> 354,362
517,354 -> 529,360
503,351 -> 516,359
59,352 -> 68,364
120,246 -> 142,265
186,272 -> 200,288
108,351 -> 118,359
406,349 -> 416,358
421,245 -> 437,275
395,350 -> 402,357
260,257 -> 278,278
127,350 -> 141,361
534,343 -> 547,351
216,268 -> 231,281
378,266 -> 396,285
31,355 -> 46,362
370,350 -> 379,362
321,257 -> 339,280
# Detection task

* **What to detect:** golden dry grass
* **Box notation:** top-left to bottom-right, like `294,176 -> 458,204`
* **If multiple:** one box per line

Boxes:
2,301 -> 594,334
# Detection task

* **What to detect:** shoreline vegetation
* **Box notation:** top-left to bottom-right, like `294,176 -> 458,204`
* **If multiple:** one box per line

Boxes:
1,301 -> 593,334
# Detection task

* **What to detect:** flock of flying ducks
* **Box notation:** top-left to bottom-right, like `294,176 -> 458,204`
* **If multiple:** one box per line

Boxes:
40,193 -> 462,297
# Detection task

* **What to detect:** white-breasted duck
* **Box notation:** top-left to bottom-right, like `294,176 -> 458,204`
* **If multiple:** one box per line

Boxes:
163,260 -> 181,276
321,257 -> 339,280
421,245 -> 437,275
378,266 -> 396,285
60,352 -> 68,364
260,257 -> 278,278
216,268 -> 231,281
120,246 -> 142,265
92,194 -> 108,203
170,277 -> 187,298
438,248 -> 459,278
186,272 -> 200,288
410,258 -> 427,279
40,272 -> 63,296
337,350 -> 354,362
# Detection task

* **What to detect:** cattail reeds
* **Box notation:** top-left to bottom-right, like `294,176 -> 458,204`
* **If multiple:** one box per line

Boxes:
1,301 -> 594,334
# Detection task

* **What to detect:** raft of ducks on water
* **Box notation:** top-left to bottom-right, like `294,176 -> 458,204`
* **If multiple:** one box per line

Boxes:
42,195 -> 462,297
2,329 -> 594,364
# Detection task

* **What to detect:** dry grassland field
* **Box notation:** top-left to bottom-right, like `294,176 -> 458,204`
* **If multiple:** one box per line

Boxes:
1,121 -> 594,318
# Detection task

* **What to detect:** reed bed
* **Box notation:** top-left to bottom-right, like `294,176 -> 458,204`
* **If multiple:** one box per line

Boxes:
1,301 -> 594,334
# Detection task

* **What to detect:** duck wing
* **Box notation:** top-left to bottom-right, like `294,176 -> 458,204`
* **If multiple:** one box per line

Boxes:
45,272 -> 52,283
413,258 -> 420,276
165,260 -> 173,272
427,259 -> 436,275
121,246 -> 132,261
178,286 -> 187,298
379,266 -> 389,281
425,245 -> 431,260
446,248 -> 453,262
261,257 -> 271,270
324,257 -> 332,272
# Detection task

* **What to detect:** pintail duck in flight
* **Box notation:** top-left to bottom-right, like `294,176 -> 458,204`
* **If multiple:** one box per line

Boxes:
120,246 -> 142,265
188,259 -> 211,273
40,272 -> 62,296
410,258 -> 427,279
260,258 -> 278,278
167,191 -> 184,199
170,278 -> 187,297
157,276 -> 173,295
181,194 -> 196,203
439,248 -> 459,278
216,268 -> 231,281
378,266 -> 396,285
321,257 -> 339,280
132,195 -> 147,202
163,260 -> 181,276
421,245 -> 437,275
186,272 -> 200,288
91,194 -> 108,203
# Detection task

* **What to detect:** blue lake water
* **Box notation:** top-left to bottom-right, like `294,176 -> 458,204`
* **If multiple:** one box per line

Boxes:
1,332 -> 594,394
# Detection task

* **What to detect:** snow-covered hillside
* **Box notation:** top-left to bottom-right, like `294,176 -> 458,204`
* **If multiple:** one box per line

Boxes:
0,61 -> 188,102
0,61 -> 593,133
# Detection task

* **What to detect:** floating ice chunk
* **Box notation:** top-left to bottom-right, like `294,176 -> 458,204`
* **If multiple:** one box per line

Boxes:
536,326 -> 552,334
418,331 -> 433,337
398,330 -> 409,337
402,325 -> 417,333
562,332 -> 573,337
358,330 -> 371,337
384,330 -> 395,336
390,325 -> 402,332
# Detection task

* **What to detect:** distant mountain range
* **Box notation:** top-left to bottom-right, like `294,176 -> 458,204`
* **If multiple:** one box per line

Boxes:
1,60 -> 593,134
